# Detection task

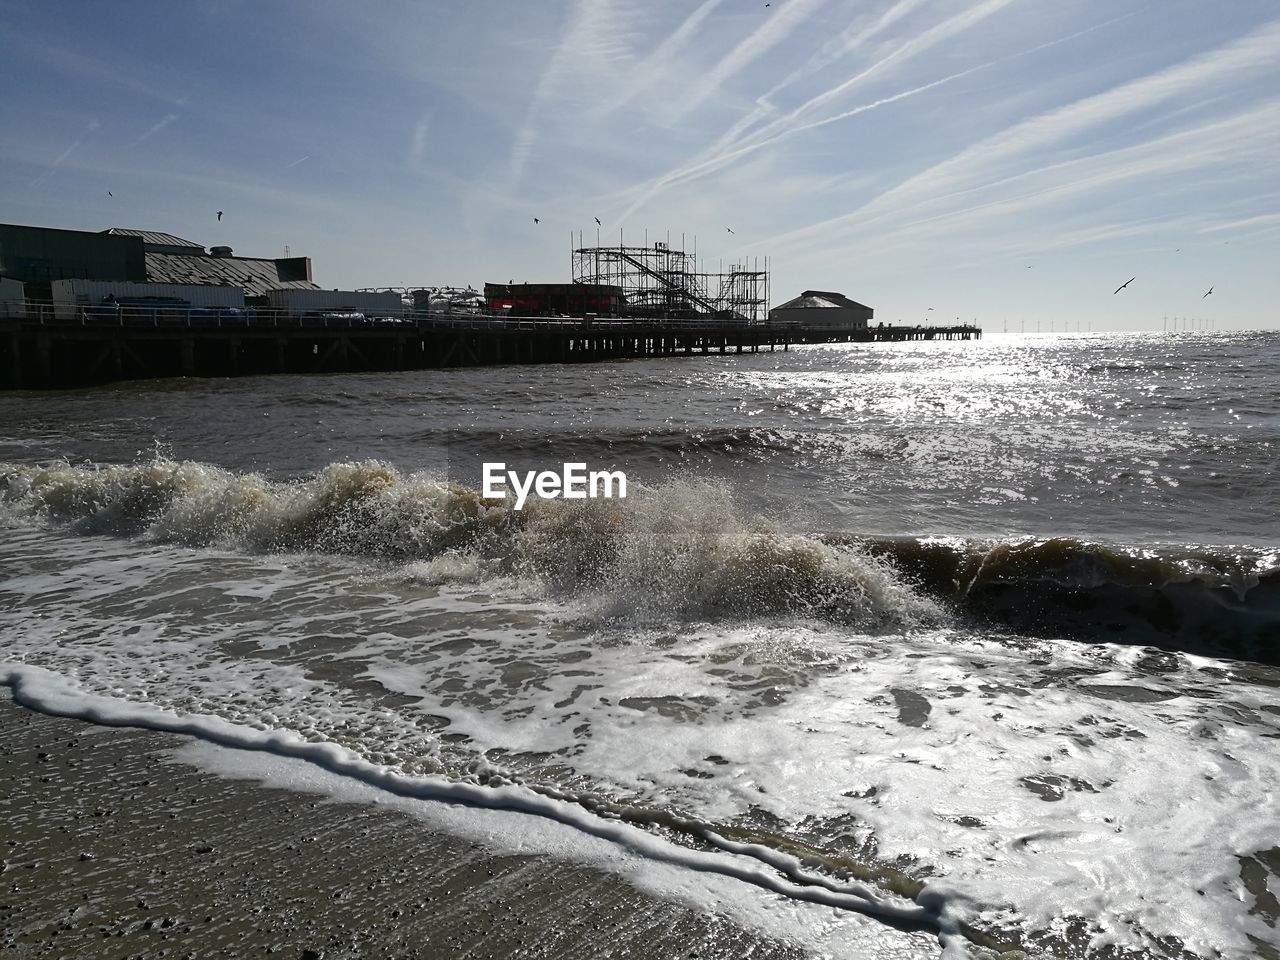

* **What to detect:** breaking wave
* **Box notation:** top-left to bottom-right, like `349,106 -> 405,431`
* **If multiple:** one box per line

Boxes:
0,458 -> 938,630
849,535 -> 1280,663
5,457 -> 1276,656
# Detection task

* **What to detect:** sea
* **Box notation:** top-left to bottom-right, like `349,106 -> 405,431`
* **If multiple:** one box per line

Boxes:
1,330 -> 1278,959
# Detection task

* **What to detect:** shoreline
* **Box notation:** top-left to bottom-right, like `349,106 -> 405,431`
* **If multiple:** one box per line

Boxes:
0,689 -> 947,960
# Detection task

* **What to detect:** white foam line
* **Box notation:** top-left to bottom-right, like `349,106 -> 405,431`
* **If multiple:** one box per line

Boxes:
0,663 -> 966,955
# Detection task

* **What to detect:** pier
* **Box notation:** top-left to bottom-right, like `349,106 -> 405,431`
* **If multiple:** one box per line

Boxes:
0,309 -> 980,390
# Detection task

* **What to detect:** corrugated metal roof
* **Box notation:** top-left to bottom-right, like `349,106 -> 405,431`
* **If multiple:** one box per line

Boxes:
103,228 -> 204,249
146,252 -> 318,298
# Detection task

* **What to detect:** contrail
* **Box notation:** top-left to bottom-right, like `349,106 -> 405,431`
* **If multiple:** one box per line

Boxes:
618,10 -> 1135,224
130,113 -> 179,147
30,119 -> 100,188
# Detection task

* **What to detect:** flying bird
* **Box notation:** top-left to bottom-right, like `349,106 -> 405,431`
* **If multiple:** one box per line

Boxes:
1203,286 -> 1213,298
594,217 -> 601,226
216,210 -> 223,221
1113,277 -> 1135,294
726,226 -> 735,234
533,217 -> 540,224
107,191 -> 112,197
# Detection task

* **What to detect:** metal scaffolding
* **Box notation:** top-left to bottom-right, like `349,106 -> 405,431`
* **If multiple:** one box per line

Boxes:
570,234 -> 769,322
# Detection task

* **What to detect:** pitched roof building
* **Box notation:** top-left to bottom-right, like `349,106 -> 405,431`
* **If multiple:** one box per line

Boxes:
769,290 -> 873,329
99,227 -> 318,299
100,228 -> 205,256
144,249 -> 316,298
1,222 -> 320,301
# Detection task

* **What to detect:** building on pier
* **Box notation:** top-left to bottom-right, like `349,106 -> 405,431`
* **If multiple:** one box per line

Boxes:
50,278 -> 246,321
769,290 -> 873,330
0,223 -> 147,298
483,282 -> 624,317
0,222 -> 318,304
134,240 -> 317,301
265,287 -> 403,317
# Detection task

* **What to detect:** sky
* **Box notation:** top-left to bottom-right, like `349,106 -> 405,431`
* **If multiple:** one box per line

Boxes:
2,0 -> 1278,330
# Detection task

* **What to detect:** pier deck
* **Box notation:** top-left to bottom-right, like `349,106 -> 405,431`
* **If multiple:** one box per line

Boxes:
0,310 -> 980,389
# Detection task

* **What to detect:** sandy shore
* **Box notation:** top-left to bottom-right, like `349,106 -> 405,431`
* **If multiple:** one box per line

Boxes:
0,690 -> 822,960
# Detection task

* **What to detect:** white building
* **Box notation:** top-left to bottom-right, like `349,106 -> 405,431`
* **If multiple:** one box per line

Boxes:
50,279 -> 245,320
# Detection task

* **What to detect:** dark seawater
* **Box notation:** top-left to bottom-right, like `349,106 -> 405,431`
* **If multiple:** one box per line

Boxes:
2,330 -> 1278,959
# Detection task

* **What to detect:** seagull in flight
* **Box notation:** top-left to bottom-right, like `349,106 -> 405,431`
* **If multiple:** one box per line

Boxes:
1113,276 -> 1135,294
1203,286 -> 1213,298
216,210 -> 223,221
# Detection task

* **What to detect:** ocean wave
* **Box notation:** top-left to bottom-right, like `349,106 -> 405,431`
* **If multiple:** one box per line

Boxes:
4,457 -> 1276,655
1085,362 -> 1186,374
847,535 -> 1280,663
0,458 -> 938,630
434,425 -> 823,462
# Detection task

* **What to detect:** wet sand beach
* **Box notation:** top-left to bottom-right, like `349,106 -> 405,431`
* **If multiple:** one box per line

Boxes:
0,691 -> 820,960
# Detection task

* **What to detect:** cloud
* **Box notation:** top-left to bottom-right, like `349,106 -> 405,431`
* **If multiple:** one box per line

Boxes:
766,98 -> 1280,262
1197,211 -> 1280,237
668,0 -> 831,122
596,0 -> 726,117
771,0 -> 1018,131
29,118 -> 100,188
845,18 -> 1280,229
755,18 -> 1280,260
17,35 -> 188,106
131,113 -> 180,147
410,114 -> 432,170
615,0 -> 1021,223
506,0 -> 640,185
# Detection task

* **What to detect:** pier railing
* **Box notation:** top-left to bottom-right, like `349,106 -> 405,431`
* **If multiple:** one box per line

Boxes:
1,302 -> 789,330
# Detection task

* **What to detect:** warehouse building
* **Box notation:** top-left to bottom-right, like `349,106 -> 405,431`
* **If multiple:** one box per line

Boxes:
768,290 -> 873,330
0,222 -> 318,304
0,223 -> 146,297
